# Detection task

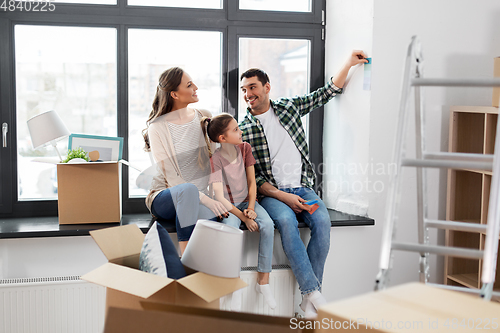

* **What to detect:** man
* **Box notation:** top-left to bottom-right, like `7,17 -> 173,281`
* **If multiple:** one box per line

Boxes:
239,50 -> 368,317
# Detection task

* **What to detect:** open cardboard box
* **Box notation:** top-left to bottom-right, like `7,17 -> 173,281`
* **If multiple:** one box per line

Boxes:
317,282 -> 500,332
57,161 -> 122,224
81,224 -> 247,312
102,302 -> 312,333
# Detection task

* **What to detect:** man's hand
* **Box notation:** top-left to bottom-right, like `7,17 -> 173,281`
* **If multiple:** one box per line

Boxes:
280,192 -> 311,214
243,217 -> 259,232
346,50 -> 369,67
333,49 -> 369,88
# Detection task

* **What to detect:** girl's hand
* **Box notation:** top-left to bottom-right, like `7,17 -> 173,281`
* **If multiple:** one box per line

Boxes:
243,218 -> 259,232
243,208 -> 257,220
204,198 -> 229,219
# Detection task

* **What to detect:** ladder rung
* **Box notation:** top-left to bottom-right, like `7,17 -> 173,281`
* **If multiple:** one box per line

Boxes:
425,219 -> 488,233
412,78 -> 500,87
402,158 -> 492,171
426,283 -> 500,298
392,243 -> 484,260
424,152 -> 494,163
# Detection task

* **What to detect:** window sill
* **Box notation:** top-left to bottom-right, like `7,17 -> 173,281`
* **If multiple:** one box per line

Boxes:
0,209 -> 374,239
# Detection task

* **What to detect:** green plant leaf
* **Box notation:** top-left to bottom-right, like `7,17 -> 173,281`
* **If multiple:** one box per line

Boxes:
62,147 -> 90,163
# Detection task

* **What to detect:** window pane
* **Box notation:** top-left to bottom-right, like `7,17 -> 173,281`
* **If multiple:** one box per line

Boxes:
15,25 -> 117,201
128,29 -> 222,198
128,0 -> 222,9
239,0 -> 311,12
53,0 -> 116,4
238,38 -> 310,131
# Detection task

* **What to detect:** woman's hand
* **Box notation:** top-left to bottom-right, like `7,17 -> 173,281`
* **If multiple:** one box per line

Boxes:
243,208 -> 257,220
243,217 -> 259,232
204,197 -> 229,219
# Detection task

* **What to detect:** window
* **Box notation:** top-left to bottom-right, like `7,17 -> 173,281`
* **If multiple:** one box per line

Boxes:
0,0 -> 325,217
15,25 -> 117,201
239,0 -> 311,12
54,0 -> 116,4
128,29 -> 222,197
238,37 -> 310,139
128,0 -> 222,9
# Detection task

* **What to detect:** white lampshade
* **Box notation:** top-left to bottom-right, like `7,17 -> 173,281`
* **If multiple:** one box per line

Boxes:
181,220 -> 244,278
27,110 -> 70,150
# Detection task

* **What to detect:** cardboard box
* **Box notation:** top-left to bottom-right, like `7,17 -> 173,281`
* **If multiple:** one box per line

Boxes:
57,161 -> 121,224
81,224 -> 247,313
103,303 -> 313,333
317,282 -> 500,332
494,57 -> 500,107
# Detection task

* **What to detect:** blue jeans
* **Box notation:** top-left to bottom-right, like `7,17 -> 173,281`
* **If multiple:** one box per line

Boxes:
151,183 -> 217,241
260,187 -> 330,295
221,201 -> 274,273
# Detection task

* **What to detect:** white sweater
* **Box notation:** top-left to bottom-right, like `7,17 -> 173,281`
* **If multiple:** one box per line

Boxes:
145,108 -> 215,211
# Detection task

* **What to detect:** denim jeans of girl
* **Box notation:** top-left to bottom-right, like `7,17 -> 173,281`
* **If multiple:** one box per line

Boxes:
260,187 -> 330,295
221,201 -> 274,273
151,183 -> 217,241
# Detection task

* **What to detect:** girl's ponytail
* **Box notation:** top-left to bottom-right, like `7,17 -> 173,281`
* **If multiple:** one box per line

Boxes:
200,116 -> 213,158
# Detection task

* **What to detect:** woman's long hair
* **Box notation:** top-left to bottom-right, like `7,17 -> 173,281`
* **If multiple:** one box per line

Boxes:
200,113 -> 235,158
142,67 -> 184,151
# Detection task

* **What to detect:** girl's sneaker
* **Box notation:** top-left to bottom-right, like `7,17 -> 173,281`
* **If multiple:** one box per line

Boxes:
256,283 -> 277,309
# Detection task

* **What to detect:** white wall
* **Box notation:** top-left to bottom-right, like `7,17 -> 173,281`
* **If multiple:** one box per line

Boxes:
323,0 -> 373,216
322,0 -> 378,302
0,236 -> 107,279
323,0 -> 500,302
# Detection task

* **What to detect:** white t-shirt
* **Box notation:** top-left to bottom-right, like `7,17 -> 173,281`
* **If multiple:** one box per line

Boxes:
254,106 -> 302,189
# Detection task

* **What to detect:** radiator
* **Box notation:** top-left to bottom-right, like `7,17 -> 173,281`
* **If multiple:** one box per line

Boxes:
0,267 -> 296,333
0,276 -> 106,333
219,265 -> 297,317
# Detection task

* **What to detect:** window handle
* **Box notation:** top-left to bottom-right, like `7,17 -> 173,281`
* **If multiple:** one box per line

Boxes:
2,123 -> 7,148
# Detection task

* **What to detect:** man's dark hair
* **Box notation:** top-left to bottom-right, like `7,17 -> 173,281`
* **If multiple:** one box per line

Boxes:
240,68 -> 270,86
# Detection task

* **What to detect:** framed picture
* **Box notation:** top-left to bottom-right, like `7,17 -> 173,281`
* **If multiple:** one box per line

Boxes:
68,134 -> 123,161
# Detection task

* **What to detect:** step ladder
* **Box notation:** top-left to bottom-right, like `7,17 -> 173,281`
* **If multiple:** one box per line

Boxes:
374,36 -> 500,300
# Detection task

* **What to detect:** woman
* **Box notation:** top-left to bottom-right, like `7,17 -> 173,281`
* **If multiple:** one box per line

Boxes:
143,67 -> 228,254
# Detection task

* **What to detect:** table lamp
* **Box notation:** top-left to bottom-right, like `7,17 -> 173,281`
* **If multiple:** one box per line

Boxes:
27,110 -> 70,162
181,220 -> 244,278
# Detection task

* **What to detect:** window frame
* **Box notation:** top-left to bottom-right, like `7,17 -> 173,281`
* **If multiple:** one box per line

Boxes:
0,0 -> 326,218
0,17 -> 14,214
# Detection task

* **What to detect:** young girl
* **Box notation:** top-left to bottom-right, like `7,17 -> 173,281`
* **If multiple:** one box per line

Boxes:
201,113 -> 276,310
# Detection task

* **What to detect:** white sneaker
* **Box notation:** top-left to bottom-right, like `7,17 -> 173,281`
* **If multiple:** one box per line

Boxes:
302,298 -> 318,319
300,290 -> 326,316
256,283 -> 277,309
308,290 -> 326,310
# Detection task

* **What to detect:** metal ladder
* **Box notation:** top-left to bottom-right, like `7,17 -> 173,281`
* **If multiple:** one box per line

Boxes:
375,36 -> 500,300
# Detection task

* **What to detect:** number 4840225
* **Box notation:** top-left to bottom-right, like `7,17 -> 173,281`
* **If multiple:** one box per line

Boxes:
1,1 -> 56,12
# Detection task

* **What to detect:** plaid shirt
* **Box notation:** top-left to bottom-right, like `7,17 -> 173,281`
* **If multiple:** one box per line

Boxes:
239,78 -> 343,190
